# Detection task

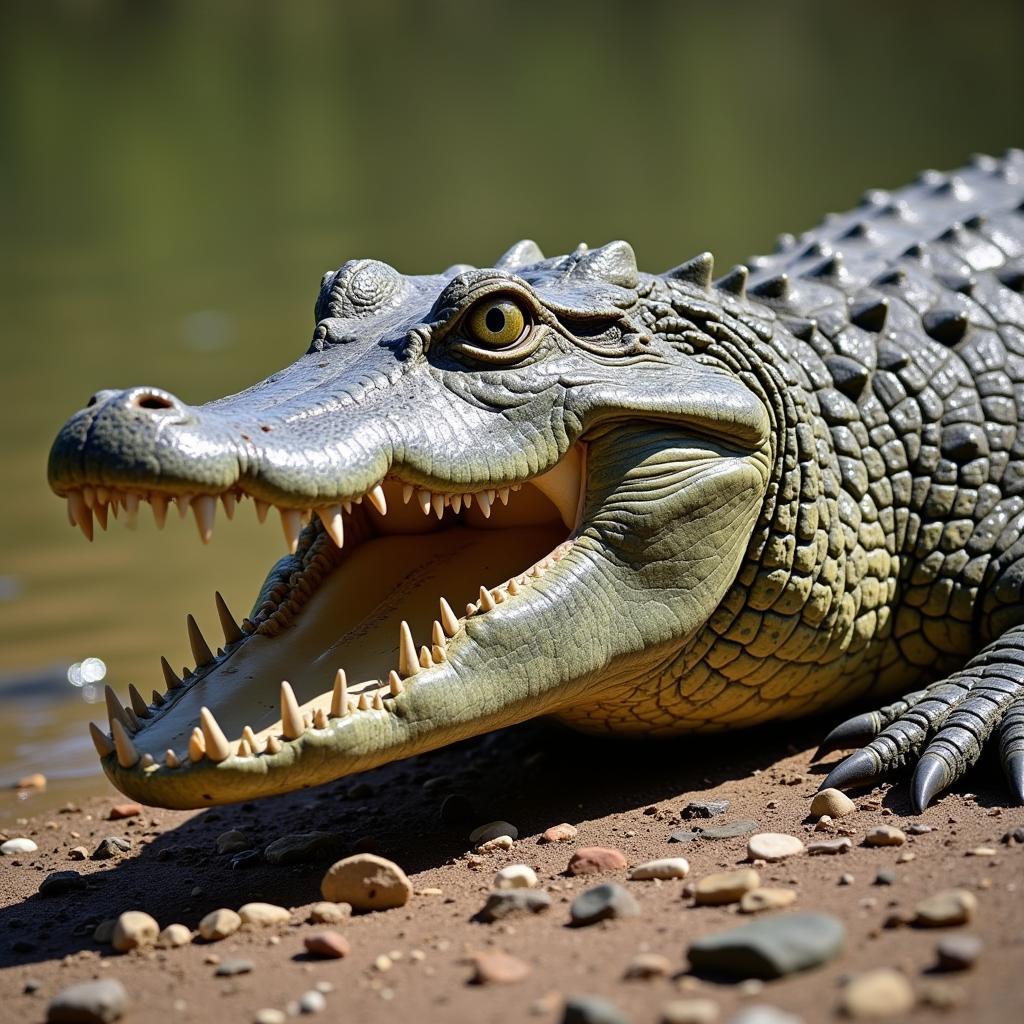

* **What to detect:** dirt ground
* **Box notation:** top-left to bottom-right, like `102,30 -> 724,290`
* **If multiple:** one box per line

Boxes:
0,715 -> 1021,1023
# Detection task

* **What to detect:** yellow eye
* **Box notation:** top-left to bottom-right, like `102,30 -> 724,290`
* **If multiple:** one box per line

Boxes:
467,298 -> 528,347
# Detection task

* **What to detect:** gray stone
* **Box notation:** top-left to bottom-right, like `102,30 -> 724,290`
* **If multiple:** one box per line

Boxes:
728,1007 -> 803,1024
688,912 -> 845,979
936,934 -> 982,971
570,883 -> 641,926
298,990 -> 327,1014
39,871 -> 87,897
477,889 -> 552,922
91,837 -> 131,860
682,800 -> 730,820
47,979 -> 127,1023
562,995 -> 629,1024
672,819 -> 759,843
807,838 -> 852,856
215,959 -> 254,976
264,831 -> 341,865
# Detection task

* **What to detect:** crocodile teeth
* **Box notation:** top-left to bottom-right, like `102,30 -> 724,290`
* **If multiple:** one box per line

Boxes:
242,725 -> 262,754
68,491 -> 93,541
279,508 -> 303,554
128,683 -> 152,719
388,670 -> 403,696
478,586 -> 496,612
431,492 -> 445,519
124,492 -> 139,528
200,707 -> 231,762
331,669 -> 348,717
215,591 -> 244,645
105,685 -> 132,733
189,727 -> 205,763
498,487 -> 510,505
125,707 -> 141,731
358,692 -> 371,711
175,494 -> 192,519
398,620 -> 419,677
313,708 -> 329,729
150,494 -> 168,528
111,719 -> 140,769
450,494 -> 463,514
221,492 -> 237,520
402,483 -> 413,504
151,689 -> 165,707
82,485 -> 96,509
94,502 -> 108,531
439,598 -> 459,637
432,644 -> 446,663
193,495 -> 216,543
160,656 -> 182,691
372,692 -> 384,710
417,490 -> 432,515
237,738 -> 252,757
265,734 -> 282,754
476,491 -> 492,518
187,614 -> 215,667
254,499 -> 270,524
419,645 -> 433,668
89,722 -> 113,758
280,680 -> 304,740
165,749 -> 180,768
367,484 -> 388,516
508,578 -> 520,595
317,506 -> 345,547
432,620 -> 446,649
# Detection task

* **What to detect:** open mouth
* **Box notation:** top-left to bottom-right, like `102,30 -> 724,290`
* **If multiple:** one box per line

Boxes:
68,445 -> 585,797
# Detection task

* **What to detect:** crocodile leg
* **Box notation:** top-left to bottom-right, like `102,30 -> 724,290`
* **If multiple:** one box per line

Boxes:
820,627 -> 1024,810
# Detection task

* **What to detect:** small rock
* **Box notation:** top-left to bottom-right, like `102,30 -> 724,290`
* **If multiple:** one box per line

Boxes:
913,889 -> 977,928
935,934 -> 982,971
874,869 -> 897,887
907,823 -> 933,835
624,952 -> 672,979
629,857 -> 690,881
746,834 -> 804,862
919,980 -> 967,1010
682,800 -> 730,819
810,789 -> 856,818
672,819 -> 759,843
91,837 -> 131,860
16,772 -> 47,790
570,882 -> 640,926
303,931 -> 350,959
215,959 -> 253,976
478,835 -> 514,852
264,831 -> 340,865
477,889 -> 552,922
238,902 -> 290,927
158,923 -> 191,948
839,968 -> 915,1018
659,998 -> 720,1024
298,990 -> 326,1015
966,845 -> 996,856
469,820 -> 519,844
470,950 -> 532,984
198,908 -> 242,941
839,873 -> 855,886
562,995 -> 629,1024
807,838 -> 852,856
320,853 -> 412,911
568,846 -> 628,875
216,830 -> 251,855
688,912 -> 845,979
111,911 -> 159,953
93,920 -> 116,944
864,826 -> 905,847
740,888 -> 797,914
694,869 -> 760,906
540,823 -> 578,843
68,846 -> 89,861
254,1011 -> 286,1024
107,803 -> 141,820
24,978 -> 42,994
728,1007 -> 803,1024
1,837 -> 38,856
494,864 -> 538,889
308,901 -> 351,924
39,871 -> 87,897
46,978 -> 127,1024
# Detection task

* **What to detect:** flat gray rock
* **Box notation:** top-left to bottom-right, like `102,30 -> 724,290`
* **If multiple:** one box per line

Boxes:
38,871 -> 87,897
682,800 -> 730,819
263,831 -> 341,865
47,979 -> 127,1023
562,995 -> 629,1024
477,889 -> 552,922
688,912 -> 845,979
671,819 -> 760,843
570,883 -> 640,926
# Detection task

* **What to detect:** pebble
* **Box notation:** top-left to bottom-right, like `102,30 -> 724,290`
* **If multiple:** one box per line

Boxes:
198,908 -> 242,941
158,923 -> 191,948
671,820 -> 760,843
739,888 -> 797,914
562,995 -> 629,1024
807,838 -> 852,856
864,825 -> 906,847
570,882 -> 641,926
254,1011 -> 286,1024
477,889 -> 552,922
746,833 -> 804,862
298,990 -> 326,1015
809,789 -> 856,818
839,873 -> 855,886
494,864 -> 538,889
16,772 -> 47,790
839,968 -> 915,1018
92,837 -> 131,860
624,952 -> 672,979
469,820 -> 519,844
46,978 -> 127,1024
478,835 -> 514,852
694,869 -> 760,906
913,888 -> 977,928
935,934 -> 982,971
303,931 -> 351,959
264,831 -> 340,865
111,911 -> 159,953
540,823 -> 578,843
728,1007 -> 803,1024
1,837 -> 38,855
907,823 -> 933,835
68,846 -> 89,860
216,830 -> 251,855
320,853 -> 412,910
93,920 -> 116,943
628,857 -> 690,880
659,998 -> 720,1024
874,869 -> 897,887
688,912 -> 845,979
470,950 -> 532,984
682,800 -> 730,819
215,959 -> 253,976
568,846 -> 628,875
107,803 -> 141,820
39,871 -> 87,897
308,901 -> 351,924
238,902 -> 290,927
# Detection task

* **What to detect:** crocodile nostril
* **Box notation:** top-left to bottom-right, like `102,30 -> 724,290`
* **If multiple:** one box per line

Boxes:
134,393 -> 175,411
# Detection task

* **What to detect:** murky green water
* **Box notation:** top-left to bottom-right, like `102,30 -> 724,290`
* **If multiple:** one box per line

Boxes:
1,0 -> 1021,819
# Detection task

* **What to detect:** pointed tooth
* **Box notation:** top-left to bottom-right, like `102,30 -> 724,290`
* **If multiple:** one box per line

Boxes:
199,707 -> 231,762
189,727 -> 206,762
279,508 -> 302,554
104,685 -> 132,732
123,492 -> 139,528
493,588 -> 505,604
432,621 -> 446,649
439,598 -> 459,636
346,699 -> 358,714
151,690 -> 165,707
432,492 -> 445,518
331,670 -> 348,717
388,670 -> 404,696
242,725 -> 262,754
69,492 -> 94,541
419,645 -> 433,668
478,586 -> 496,611
108,499 -> 120,520
111,719 -> 140,769
255,499 -> 270,523
66,496 -> 76,527
192,495 -> 216,543
317,506 -> 345,547
466,603 -> 477,617
372,692 -> 384,710
402,483 -> 414,504
175,494 -> 192,519
125,708 -> 141,731
343,500 -> 352,514
165,749 -> 181,768
82,485 -> 96,509
280,680 -> 304,740
221,492 -> 237,519
265,735 -> 282,754
237,738 -> 252,757
214,591 -> 244,645
399,620 -> 419,677
139,753 -> 155,768
367,483 -> 388,516
150,494 -> 167,528
498,487 -> 510,505
89,722 -> 113,758
463,492 -> 473,508
417,490 -> 432,515
508,578 -> 520,595
94,502 -> 108,531
432,644 -> 446,663
186,614 -> 215,667
160,656 -> 182,691
358,692 -> 372,711
476,491 -> 492,518
450,493 -> 463,514
128,684 -> 152,719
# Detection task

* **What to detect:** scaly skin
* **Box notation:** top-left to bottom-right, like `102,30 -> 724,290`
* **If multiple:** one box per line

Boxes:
48,151 -> 1024,811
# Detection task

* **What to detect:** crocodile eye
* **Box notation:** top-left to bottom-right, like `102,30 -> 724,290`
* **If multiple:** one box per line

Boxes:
467,298 -> 528,347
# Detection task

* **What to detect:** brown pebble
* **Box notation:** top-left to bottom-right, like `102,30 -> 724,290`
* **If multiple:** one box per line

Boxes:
913,889 -> 977,928
68,846 -> 89,861
470,950 -> 532,985
739,888 -> 797,914
840,967 -> 915,1018
808,838 -> 853,856
198,908 -> 241,942
864,825 -> 906,847
308,901 -> 352,924
15,773 -> 46,791
303,931 -> 351,959
567,846 -> 628,875
320,853 -> 412,911
810,788 -> 856,818
623,952 -> 672,979
108,803 -> 142,821
694,869 -> 760,906
539,823 -> 578,843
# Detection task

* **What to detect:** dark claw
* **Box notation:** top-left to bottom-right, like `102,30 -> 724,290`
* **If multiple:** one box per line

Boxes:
1004,752 -> 1024,805
814,712 -> 880,759
911,753 -> 949,813
820,749 -> 878,792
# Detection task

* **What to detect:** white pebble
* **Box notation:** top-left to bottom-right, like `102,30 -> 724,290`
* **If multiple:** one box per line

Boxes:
1,838 -> 38,856
494,864 -> 538,889
629,857 -> 691,880
746,833 -> 805,862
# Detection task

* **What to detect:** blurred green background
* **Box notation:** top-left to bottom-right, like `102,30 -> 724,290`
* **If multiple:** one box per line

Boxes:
1,0 -> 1022,811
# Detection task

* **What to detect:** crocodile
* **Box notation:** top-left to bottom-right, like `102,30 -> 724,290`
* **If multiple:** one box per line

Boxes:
48,151 -> 1024,812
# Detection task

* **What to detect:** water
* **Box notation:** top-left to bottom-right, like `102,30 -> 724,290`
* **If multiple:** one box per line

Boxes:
1,0 -> 1021,819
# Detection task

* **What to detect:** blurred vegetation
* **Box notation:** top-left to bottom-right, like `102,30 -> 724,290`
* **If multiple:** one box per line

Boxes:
0,0 -> 1021,792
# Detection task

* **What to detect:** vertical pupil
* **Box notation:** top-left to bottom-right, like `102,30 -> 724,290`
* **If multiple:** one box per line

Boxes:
485,307 -> 506,334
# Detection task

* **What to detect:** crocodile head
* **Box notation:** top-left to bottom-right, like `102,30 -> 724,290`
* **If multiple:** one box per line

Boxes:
48,240 -> 772,808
